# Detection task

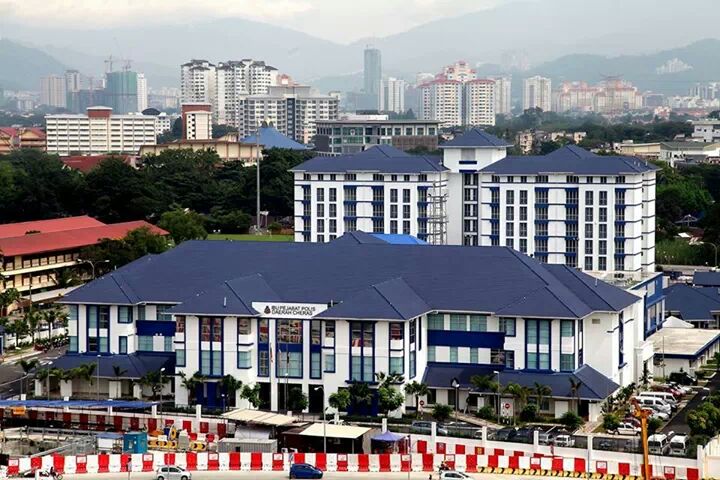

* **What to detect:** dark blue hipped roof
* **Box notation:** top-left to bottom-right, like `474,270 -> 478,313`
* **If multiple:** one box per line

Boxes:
242,126 -> 307,150
664,284 -> 720,321
422,363 -> 618,400
62,237 -> 639,321
50,353 -> 175,378
481,145 -> 657,175
440,128 -> 512,148
693,271 -> 720,287
291,145 -> 446,174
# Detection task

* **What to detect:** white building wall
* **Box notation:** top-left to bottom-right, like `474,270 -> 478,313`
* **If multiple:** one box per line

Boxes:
45,113 -> 156,155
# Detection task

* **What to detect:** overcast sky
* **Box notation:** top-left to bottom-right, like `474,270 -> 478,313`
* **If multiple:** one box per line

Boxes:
0,0 -> 511,43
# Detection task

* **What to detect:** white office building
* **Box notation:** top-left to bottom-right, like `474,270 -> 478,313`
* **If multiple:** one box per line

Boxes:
58,235 -> 651,421
41,75 -> 67,109
692,119 -> 720,143
492,76 -> 512,115
523,76 -> 552,112
137,73 -> 148,112
293,129 -> 657,279
237,85 -> 339,144
45,106 -> 156,156
383,77 -> 406,114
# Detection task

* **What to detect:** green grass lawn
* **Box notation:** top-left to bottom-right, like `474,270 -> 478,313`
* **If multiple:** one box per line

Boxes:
207,233 -> 294,242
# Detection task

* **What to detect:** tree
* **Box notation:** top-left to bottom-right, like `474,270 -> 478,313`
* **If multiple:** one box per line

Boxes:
328,389 -> 351,412
158,208 -> 208,244
568,378 -> 583,414
375,372 -> 404,388
560,411 -> 583,430
84,157 -> 156,222
180,371 -> 206,405
206,208 -> 252,234
534,383 -> 552,414
240,383 -> 262,408
24,309 -> 41,343
347,381 -> 373,411
432,404 -> 453,423
287,386 -> 309,412
139,370 -> 167,399
378,385 -> 404,416
212,124 -> 236,139
35,368 -> 52,399
112,365 -> 127,378
503,383 -> 529,423
19,358 -> 39,394
0,287 -> 20,316
603,413 -> 621,432
471,374 -> 500,413
80,226 -> 169,274
220,375 -> 243,408
404,381 -> 430,417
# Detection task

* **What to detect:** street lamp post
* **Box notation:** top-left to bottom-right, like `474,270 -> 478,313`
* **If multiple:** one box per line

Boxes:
159,367 -> 166,417
77,259 -> 110,279
96,354 -> 101,401
314,386 -> 327,453
699,242 -> 720,267
493,370 -> 501,424
451,378 -> 460,422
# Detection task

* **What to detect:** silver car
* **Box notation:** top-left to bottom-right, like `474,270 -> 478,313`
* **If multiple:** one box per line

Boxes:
156,465 -> 192,480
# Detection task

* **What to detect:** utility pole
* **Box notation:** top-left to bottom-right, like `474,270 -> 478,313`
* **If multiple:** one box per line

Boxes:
255,124 -> 261,234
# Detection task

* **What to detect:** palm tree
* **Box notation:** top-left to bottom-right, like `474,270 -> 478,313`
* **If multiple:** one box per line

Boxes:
180,371 -> 206,405
24,310 -> 41,344
112,365 -> 127,378
534,383 -> 552,414
348,381 -> 373,411
404,381 -> 430,418
220,375 -> 243,409
568,378 -> 583,414
503,383 -> 526,424
471,374 -> 500,414
0,287 -> 20,316
53,268 -> 82,289
375,372 -> 404,388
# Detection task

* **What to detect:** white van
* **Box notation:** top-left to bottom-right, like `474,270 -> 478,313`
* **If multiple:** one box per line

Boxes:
670,435 -> 688,456
648,434 -> 671,455
636,396 -> 672,414
638,391 -> 678,406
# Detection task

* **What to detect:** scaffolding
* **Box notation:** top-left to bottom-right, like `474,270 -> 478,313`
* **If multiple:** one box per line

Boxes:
427,172 -> 449,245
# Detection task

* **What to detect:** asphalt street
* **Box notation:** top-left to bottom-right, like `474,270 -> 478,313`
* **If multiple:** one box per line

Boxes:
59,472 -> 544,480
0,347 -> 65,399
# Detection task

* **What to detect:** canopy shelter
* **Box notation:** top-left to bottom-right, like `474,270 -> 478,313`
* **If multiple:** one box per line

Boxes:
222,409 -> 297,426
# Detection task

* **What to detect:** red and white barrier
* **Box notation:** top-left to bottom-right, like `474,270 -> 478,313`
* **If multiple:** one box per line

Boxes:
5,452 -> 701,479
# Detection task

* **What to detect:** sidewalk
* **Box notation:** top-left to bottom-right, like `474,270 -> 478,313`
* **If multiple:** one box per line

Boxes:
1,347 -> 43,364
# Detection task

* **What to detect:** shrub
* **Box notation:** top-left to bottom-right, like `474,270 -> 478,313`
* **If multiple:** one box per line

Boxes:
647,417 -> 663,435
602,413 -> 620,432
560,411 -> 583,430
268,222 -> 282,234
519,404 -> 538,422
432,404 -> 453,423
477,406 -> 495,420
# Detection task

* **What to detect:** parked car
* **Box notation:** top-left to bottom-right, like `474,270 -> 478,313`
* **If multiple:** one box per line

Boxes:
610,422 -> 640,436
622,417 -> 641,428
156,465 -> 191,480
493,427 -> 518,441
638,392 -> 678,411
411,421 -> 448,436
670,435 -> 688,456
554,435 -> 575,447
669,371 -> 697,386
440,472 -> 474,479
635,396 -> 672,414
289,463 -> 323,479
648,409 -> 670,421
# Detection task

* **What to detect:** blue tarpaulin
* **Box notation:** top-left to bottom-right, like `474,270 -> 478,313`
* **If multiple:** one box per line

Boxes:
372,431 -> 406,442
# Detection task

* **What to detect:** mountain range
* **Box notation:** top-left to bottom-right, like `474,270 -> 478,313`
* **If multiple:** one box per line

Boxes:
1,0 -> 719,95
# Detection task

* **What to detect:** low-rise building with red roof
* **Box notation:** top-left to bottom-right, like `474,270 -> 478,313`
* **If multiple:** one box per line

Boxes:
61,154 -> 136,173
0,216 -> 167,298
0,127 -> 46,154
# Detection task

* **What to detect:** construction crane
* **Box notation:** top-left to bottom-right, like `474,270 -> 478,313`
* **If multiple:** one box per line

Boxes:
630,397 -> 653,480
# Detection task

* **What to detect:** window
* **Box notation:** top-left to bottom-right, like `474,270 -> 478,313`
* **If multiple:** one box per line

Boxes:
176,348 -> 185,366
403,189 -> 411,203
311,352 -> 321,378
258,319 -> 269,343
506,206 -> 514,221
138,336 -> 153,351
390,322 -> 403,341
560,354 -> 575,372
600,191 -> 608,205
176,316 -> 185,333
201,317 -> 212,341
428,346 -> 436,362
156,305 -> 172,322
585,207 -> 593,222
278,319 -> 302,344
450,314 -> 466,331
87,306 -> 98,328
409,318 -> 417,345
470,348 -> 479,364
410,351 -> 416,378
212,351 -> 222,376
526,319 -> 550,370
585,223 -> 593,238
585,191 -> 594,205
449,347 -> 458,363
403,205 -> 410,218
164,336 -> 173,352
390,205 -> 398,218
469,315 -> 487,332
69,336 -> 78,352
325,320 -> 335,341
238,318 -> 250,335
536,189 -> 548,204
585,256 -> 593,270
119,336 -> 128,354
506,190 -> 515,204
499,317 -> 516,336
324,352 -> 335,372
118,306 -> 132,324
520,190 -> 528,205
329,188 -> 337,202
278,351 -> 302,378
428,314 -> 444,330
259,351 -> 269,376
599,257 -> 607,271
317,187 -> 325,201
504,350 -> 515,369
561,320 -> 574,337
390,357 -> 403,375
390,189 -> 398,202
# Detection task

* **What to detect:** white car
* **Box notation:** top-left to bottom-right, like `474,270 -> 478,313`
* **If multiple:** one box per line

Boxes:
650,410 -> 670,421
441,472 -> 473,479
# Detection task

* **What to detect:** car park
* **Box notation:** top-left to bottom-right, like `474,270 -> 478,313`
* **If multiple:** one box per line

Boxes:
635,396 -> 672,414
638,392 -> 678,411
289,463 -> 323,479
156,465 -> 191,480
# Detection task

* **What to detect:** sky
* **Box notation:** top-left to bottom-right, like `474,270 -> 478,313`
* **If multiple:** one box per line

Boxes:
0,0 -> 510,43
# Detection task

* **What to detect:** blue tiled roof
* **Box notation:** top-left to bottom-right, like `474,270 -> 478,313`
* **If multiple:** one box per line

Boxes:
62,238 -> 639,321
242,126 -> 308,150
50,353 -> 175,378
480,145 -> 658,175
440,128 -> 512,148
664,284 -> 720,321
291,145 -> 447,174
317,278 -> 430,320
331,231 -> 427,245
693,271 -> 720,287
422,363 -> 618,400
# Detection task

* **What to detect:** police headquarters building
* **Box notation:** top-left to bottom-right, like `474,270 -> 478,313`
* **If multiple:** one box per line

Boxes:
58,235 -> 651,421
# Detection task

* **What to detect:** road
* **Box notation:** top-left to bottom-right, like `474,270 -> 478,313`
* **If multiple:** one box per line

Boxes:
0,347 -> 65,399
60,472 -> 541,480
662,375 -> 720,435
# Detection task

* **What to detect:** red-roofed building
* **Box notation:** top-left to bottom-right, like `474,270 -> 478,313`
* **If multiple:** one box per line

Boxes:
61,155 -> 136,173
0,216 -> 167,298
0,127 -> 46,154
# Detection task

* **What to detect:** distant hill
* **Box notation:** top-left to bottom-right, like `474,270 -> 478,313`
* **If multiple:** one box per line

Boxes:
0,39 -> 66,90
521,39 -> 720,95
